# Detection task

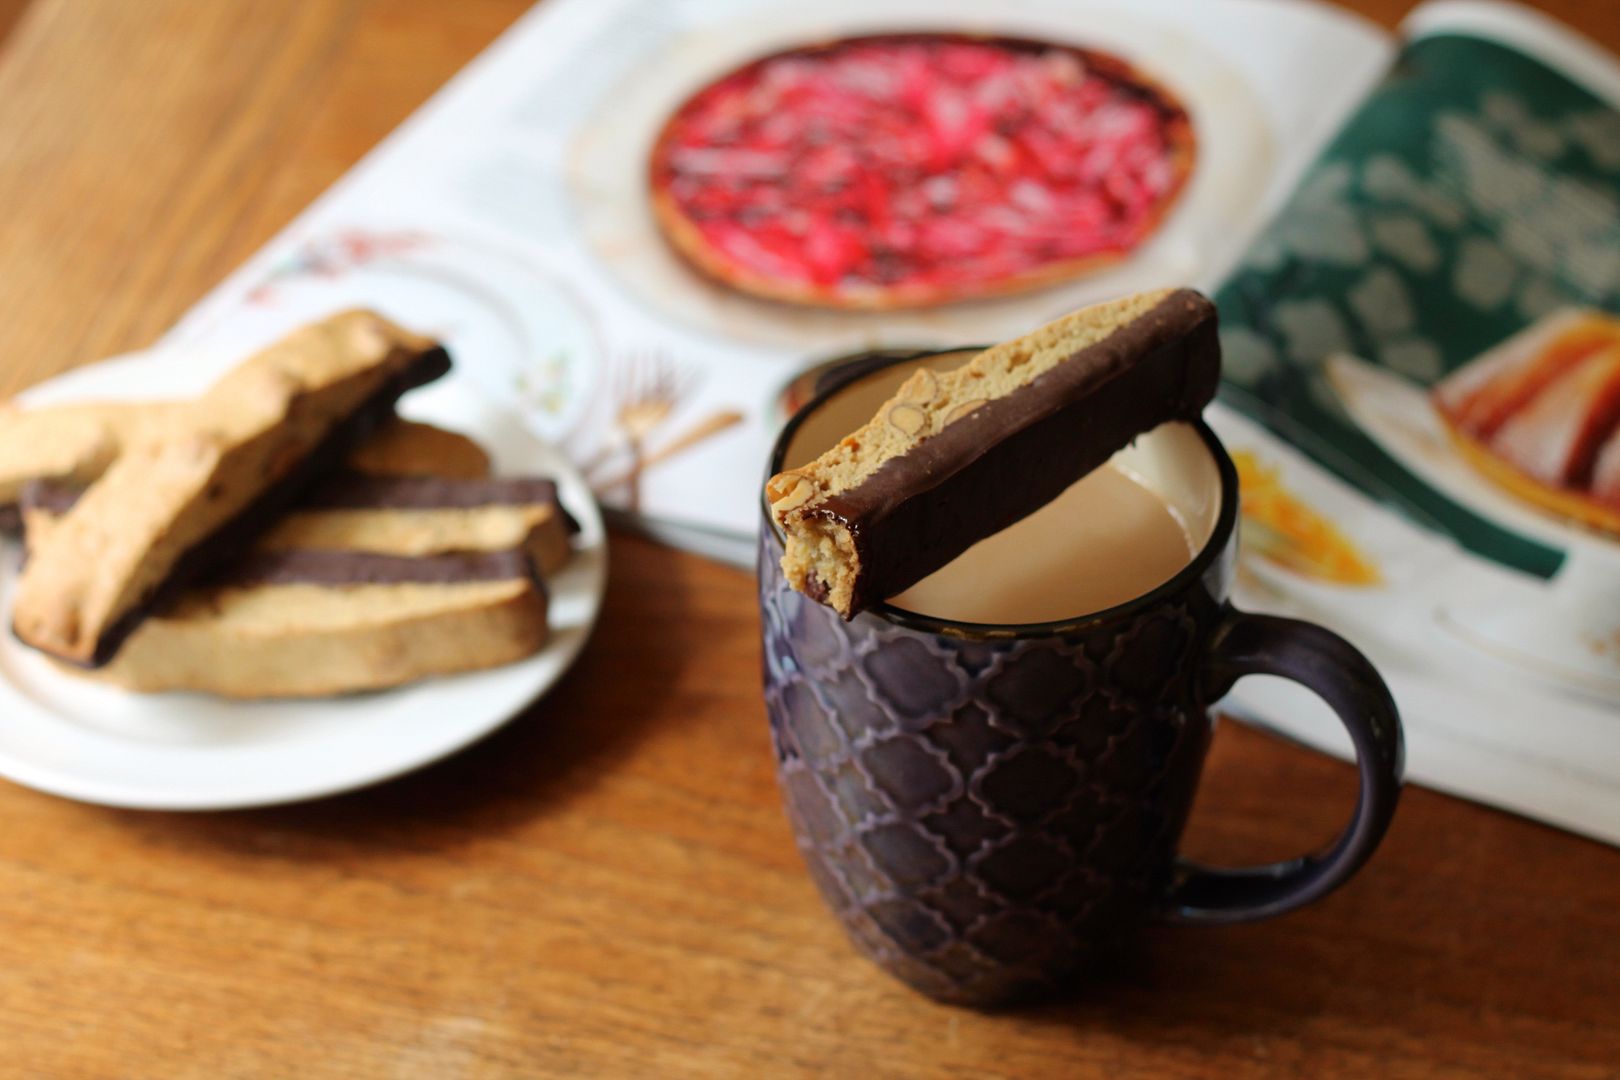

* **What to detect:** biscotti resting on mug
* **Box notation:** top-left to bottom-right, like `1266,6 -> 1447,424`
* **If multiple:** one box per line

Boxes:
10,310 -> 450,667
766,288 -> 1221,618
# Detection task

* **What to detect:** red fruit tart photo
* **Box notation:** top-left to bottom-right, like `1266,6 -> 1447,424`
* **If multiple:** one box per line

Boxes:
648,33 -> 1197,310
1432,310 -> 1620,536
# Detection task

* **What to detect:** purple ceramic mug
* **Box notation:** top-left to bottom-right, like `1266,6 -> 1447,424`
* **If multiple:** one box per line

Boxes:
759,352 -> 1404,1006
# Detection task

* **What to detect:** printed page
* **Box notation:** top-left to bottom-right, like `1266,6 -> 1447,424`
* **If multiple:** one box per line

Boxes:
1211,1 -> 1620,843
164,0 -> 1390,562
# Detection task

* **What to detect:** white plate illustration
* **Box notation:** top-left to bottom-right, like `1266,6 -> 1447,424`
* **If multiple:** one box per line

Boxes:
1328,353 -> 1620,703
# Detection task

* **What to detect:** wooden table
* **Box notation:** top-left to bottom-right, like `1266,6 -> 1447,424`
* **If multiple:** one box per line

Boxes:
1,1 -> 1617,1075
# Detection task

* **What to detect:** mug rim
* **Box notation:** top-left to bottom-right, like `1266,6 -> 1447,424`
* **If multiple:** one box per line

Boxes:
763,348 -> 1239,640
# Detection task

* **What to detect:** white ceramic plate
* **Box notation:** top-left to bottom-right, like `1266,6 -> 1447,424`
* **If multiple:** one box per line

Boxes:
0,345 -> 607,810
1325,352 -> 1620,564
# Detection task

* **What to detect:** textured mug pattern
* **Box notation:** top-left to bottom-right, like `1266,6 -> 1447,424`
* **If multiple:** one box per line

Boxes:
760,526 -> 1232,1005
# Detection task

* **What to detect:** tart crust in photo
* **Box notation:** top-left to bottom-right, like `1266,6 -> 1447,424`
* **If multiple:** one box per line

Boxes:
649,33 -> 1196,310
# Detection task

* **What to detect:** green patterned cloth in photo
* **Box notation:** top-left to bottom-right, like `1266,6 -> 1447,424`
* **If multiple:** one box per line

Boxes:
1216,34 -> 1620,578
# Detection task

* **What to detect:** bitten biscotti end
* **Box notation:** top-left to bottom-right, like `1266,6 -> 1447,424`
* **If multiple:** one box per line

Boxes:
768,288 -> 1220,618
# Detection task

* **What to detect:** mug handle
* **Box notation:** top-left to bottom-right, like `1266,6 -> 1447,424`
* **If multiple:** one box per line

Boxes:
1160,606 -> 1405,925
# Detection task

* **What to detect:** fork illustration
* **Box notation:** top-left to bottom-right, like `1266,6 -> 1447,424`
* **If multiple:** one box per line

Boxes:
585,350 -> 700,511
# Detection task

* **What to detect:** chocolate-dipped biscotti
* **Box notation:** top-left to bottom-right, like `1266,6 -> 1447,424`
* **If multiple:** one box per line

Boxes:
83,555 -> 552,699
25,472 -> 578,581
21,422 -> 572,698
0,408 -> 489,537
10,310 -> 450,667
269,474 -> 578,577
767,288 -> 1220,618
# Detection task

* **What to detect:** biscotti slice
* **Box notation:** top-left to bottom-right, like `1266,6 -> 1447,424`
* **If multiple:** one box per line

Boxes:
0,364 -> 480,535
0,401 -> 186,532
11,310 -> 450,666
292,422 -> 575,573
85,552 -> 549,698
25,476 -> 575,581
21,426 -> 574,576
1,410 -> 484,536
766,288 -> 1220,617
13,417 -> 488,536
346,418 -> 491,479
266,475 -> 578,577
26,426 -> 571,698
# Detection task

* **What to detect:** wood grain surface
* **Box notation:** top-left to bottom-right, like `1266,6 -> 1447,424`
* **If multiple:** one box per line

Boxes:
1,1 -> 1617,1076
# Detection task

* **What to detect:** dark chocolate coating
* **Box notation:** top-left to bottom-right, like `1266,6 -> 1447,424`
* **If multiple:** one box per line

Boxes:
223,548 -> 540,589
69,345 -> 452,668
809,289 -> 1219,616
0,503 -> 19,535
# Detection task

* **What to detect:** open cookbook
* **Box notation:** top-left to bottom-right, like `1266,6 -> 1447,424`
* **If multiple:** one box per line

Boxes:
165,0 -> 1620,843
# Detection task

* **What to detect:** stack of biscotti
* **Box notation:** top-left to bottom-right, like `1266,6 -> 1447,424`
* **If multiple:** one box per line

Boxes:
2,310 -> 578,698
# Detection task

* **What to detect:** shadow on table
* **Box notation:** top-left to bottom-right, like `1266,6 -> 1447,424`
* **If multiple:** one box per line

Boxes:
994,733 -> 1384,1051
995,926 -> 1329,1050
115,532 -> 719,854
